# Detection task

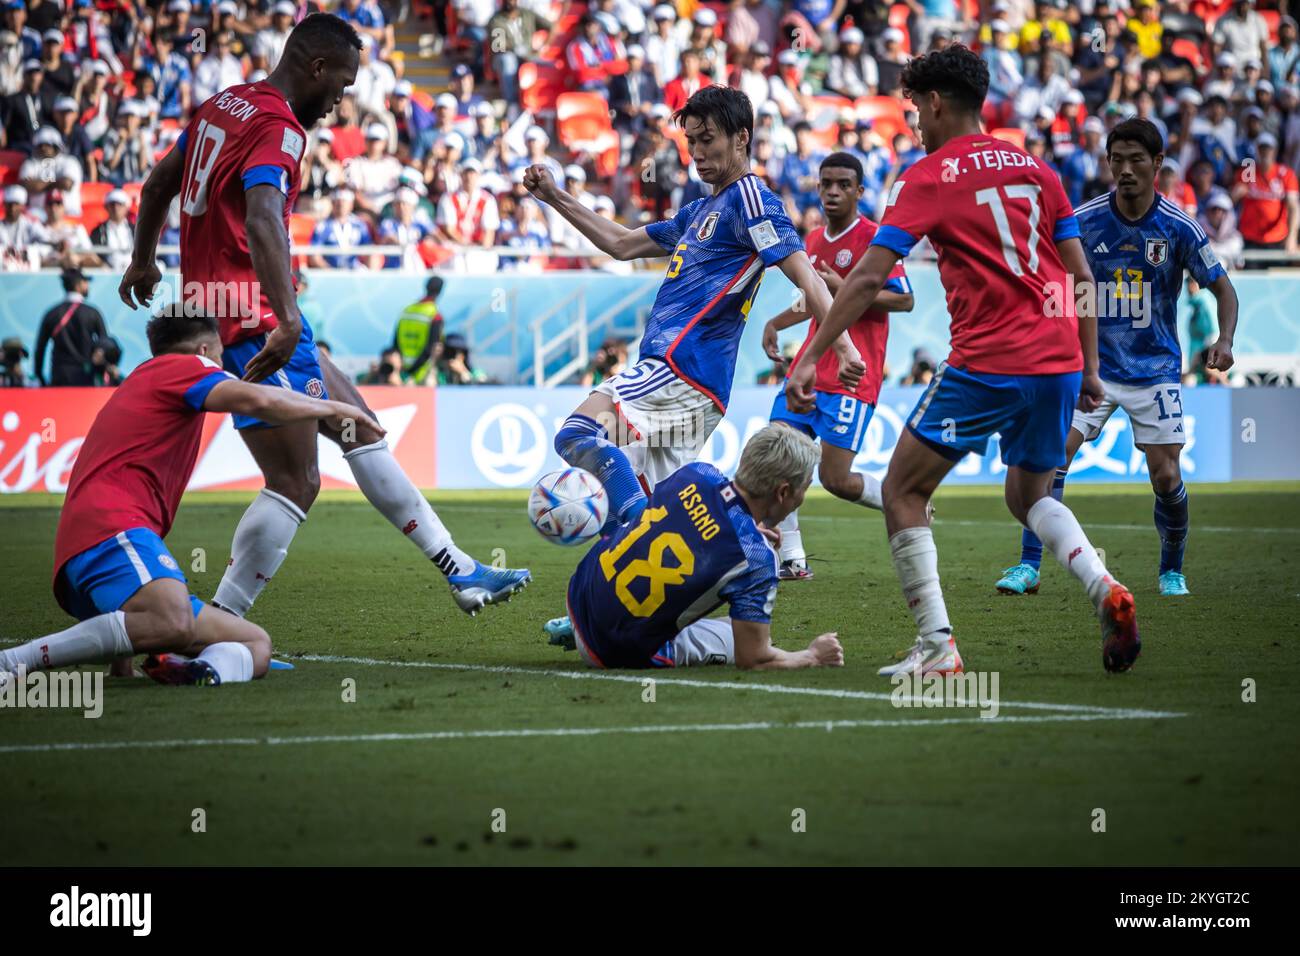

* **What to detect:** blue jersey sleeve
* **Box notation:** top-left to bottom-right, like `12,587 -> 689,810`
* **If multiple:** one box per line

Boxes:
645,197 -> 707,251
1179,219 -> 1227,287
1053,214 -> 1081,241
242,164 -> 290,194
719,518 -> 779,624
739,176 -> 804,267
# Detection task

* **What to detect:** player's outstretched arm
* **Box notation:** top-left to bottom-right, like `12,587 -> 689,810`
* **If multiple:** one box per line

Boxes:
1056,236 -> 1104,412
1205,273 -> 1239,372
203,379 -> 385,444
732,619 -> 844,670
119,143 -> 185,309
522,164 -> 666,260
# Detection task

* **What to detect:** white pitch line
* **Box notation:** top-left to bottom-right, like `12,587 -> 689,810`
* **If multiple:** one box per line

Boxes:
0,711 -> 1183,755
296,654 -> 1184,719
423,502 -> 1299,536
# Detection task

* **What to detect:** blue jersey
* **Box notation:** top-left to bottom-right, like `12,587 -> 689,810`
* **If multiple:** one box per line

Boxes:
1075,192 -> 1226,387
567,463 -> 779,669
643,174 -> 802,409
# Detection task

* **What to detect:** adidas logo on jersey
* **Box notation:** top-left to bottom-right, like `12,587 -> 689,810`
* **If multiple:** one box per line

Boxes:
1093,241 -> 1109,253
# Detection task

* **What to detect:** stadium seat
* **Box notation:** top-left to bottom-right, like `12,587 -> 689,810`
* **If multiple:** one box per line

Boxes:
888,4 -> 913,53
80,181 -> 113,209
556,92 -> 620,177
1171,38 -> 1207,73
0,149 -> 24,186
289,212 -> 317,269
519,61 -> 568,115
121,182 -> 143,214
990,127 -> 1027,149
855,96 -> 911,144
1260,9 -> 1281,42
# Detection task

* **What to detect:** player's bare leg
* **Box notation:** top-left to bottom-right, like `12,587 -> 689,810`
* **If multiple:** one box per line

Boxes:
210,420 -> 317,616
1144,443 -> 1190,595
1005,465 -> 1140,671
317,353 -> 530,614
877,430 -> 962,677
555,390 -> 649,533
1,579 -> 268,688
999,427 -> 1084,594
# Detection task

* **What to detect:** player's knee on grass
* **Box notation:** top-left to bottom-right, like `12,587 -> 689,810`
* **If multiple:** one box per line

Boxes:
244,623 -> 272,679
135,603 -> 198,656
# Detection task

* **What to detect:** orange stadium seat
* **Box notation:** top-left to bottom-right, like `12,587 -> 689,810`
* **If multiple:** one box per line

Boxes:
1172,37 -> 1206,73
888,4 -> 913,53
856,96 -> 911,143
990,127 -> 1027,149
519,61 -> 568,114
121,182 -> 143,214
556,92 -> 620,176
0,149 -> 24,186
79,181 -> 113,224
289,212 -> 317,269
1260,9 -> 1280,42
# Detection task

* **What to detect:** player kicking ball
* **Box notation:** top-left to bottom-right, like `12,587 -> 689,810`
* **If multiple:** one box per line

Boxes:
994,118 -> 1239,599
760,151 -> 916,581
523,86 -> 860,534
119,13 -> 529,619
788,46 -> 1142,675
0,308 -> 383,688
546,425 -> 844,670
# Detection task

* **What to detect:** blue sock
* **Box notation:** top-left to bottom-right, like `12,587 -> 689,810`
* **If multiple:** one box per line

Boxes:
555,414 -> 646,532
1154,482 -> 1189,574
1019,468 -> 1068,569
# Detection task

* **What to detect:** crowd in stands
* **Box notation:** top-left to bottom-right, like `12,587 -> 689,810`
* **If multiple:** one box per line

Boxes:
1,0 -> 1297,275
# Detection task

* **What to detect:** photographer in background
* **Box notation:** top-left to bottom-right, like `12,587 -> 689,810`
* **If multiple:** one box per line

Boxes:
1,336 -> 30,387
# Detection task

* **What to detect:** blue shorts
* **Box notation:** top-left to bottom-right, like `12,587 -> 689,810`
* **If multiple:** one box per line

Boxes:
222,316 -> 328,429
58,528 -> 203,621
907,363 -> 1082,473
769,383 -> 875,452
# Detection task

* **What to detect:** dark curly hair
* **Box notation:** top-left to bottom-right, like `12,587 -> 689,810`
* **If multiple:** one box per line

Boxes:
900,44 -> 989,114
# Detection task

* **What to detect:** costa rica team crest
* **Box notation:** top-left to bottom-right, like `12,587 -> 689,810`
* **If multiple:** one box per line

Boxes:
835,248 -> 853,269
696,211 -> 720,242
1145,238 -> 1169,266
306,378 -> 325,398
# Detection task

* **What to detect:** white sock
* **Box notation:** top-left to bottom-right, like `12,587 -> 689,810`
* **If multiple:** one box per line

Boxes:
197,642 -> 254,683
777,510 -> 804,563
343,440 -> 474,577
1025,497 -> 1113,608
856,473 -> 883,511
2,610 -> 132,672
889,526 -> 951,644
212,488 -> 306,616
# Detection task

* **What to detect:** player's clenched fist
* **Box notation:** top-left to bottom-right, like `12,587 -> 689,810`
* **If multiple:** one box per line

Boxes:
806,633 -> 845,667
786,357 -> 817,412
832,337 -> 865,390
1077,370 -> 1104,413
522,164 -> 560,203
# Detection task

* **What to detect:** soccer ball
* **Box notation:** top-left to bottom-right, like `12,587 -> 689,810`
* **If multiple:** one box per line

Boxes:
528,468 -> 609,545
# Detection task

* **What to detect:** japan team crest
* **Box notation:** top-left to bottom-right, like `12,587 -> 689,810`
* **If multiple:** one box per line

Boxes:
696,212 -> 720,242
1145,238 -> 1169,266
835,248 -> 853,268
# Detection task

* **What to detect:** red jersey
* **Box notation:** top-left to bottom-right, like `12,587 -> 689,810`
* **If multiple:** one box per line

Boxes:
1235,161 -> 1300,245
177,81 -> 306,345
790,216 -> 909,405
874,132 -> 1082,375
53,354 -> 232,587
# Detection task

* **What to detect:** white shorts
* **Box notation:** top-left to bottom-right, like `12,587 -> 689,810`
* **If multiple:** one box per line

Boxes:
1071,379 -> 1186,447
593,357 -> 724,489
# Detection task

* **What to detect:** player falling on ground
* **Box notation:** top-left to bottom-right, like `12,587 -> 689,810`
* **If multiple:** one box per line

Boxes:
547,425 -> 844,670
788,45 -> 1142,676
761,151 -> 916,581
994,118 -> 1239,599
0,308 -> 383,688
523,85 -> 861,534
118,13 -> 529,619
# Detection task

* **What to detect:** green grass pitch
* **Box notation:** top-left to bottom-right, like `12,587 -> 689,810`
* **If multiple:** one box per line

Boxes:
2,483 -> 1297,866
